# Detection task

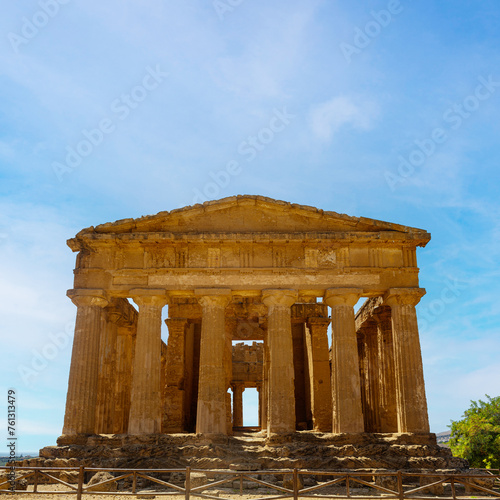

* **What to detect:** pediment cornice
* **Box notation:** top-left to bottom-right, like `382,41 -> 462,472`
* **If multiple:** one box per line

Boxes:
68,195 -> 430,251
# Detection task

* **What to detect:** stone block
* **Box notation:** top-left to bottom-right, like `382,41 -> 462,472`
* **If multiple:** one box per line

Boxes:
375,474 -> 398,492
463,470 -> 496,494
58,470 -> 80,484
420,474 -> 445,495
0,472 -> 28,491
87,471 -> 118,492
186,472 -> 207,489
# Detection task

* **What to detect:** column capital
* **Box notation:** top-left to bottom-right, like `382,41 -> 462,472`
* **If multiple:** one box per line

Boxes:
384,288 -> 425,307
262,289 -> 297,308
324,288 -> 363,307
231,382 -> 246,392
130,288 -> 169,307
165,317 -> 188,329
195,288 -> 232,308
197,295 -> 231,308
67,289 -> 108,308
307,316 -> 331,328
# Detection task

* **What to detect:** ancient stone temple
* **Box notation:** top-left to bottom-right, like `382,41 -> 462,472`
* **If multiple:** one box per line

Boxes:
62,195 -> 429,437
35,195 -> 464,470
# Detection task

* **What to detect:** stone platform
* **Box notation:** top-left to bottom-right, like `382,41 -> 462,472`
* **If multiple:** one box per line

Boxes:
26,432 -> 467,471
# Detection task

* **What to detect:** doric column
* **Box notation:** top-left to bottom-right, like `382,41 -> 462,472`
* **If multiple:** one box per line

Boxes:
324,288 -> 364,433
225,318 -> 237,389
128,290 -> 168,435
94,309 -> 118,434
226,392 -> 233,436
305,317 -> 332,432
195,290 -> 231,434
114,329 -> 135,433
357,330 -> 368,429
373,306 -> 398,432
384,288 -> 429,433
232,383 -> 245,427
262,289 -> 297,435
163,318 -> 188,433
257,384 -> 263,429
63,289 -> 108,435
112,302 -> 137,434
261,329 -> 269,430
161,342 -> 168,432
358,321 -> 381,432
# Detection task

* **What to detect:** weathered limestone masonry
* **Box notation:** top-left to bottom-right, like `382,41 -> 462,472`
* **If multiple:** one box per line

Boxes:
34,195 -> 466,470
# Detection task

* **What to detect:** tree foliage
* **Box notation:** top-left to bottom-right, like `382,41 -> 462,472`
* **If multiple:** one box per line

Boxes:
449,395 -> 500,468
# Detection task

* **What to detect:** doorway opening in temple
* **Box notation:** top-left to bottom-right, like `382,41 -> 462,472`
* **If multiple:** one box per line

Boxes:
231,339 -> 263,432
242,387 -> 259,427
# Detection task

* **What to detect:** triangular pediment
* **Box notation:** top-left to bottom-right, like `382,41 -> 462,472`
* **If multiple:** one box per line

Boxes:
74,195 -> 429,239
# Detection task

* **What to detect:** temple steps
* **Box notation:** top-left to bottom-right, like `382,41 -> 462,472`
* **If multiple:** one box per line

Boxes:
24,432 -> 467,472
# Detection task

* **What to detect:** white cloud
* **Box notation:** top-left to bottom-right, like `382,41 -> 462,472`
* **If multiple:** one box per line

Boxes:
309,95 -> 378,142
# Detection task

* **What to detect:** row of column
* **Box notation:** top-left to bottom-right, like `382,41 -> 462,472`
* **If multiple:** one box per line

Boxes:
63,286 -> 429,437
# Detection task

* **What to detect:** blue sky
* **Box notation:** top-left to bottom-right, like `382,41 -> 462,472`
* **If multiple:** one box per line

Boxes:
1,0 -> 500,453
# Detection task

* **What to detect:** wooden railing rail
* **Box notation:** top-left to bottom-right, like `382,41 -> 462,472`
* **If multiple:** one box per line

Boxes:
1,465 -> 499,499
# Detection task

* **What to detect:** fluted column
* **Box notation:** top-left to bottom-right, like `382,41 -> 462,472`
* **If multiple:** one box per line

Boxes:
305,317 -> 332,432
94,309 -> 118,434
195,290 -> 231,434
128,290 -> 168,435
358,321 -> 381,432
261,329 -> 269,430
232,383 -> 245,427
113,308 -> 137,434
373,306 -> 398,432
384,288 -> 429,433
164,318 -> 188,432
257,384 -> 263,430
262,289 -> 297,435
324,288 -> 364,433
225,318 -> 237,389
63,289 -> 108,435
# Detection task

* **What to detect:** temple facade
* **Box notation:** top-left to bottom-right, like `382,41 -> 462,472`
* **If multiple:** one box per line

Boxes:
62,195 -> 431,438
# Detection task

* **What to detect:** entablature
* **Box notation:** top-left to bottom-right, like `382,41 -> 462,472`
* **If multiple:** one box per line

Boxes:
68,229 -> 430,249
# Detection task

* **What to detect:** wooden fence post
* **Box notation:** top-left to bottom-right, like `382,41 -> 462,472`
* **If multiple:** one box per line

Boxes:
76,466 -> 84,500
397,471 -> 403,500
185,466 -> 191,500
33,469 -> 39,493
293,469 -> 299,500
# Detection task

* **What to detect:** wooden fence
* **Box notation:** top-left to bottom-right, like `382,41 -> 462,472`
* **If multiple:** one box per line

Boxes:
1,465 -> 499,500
